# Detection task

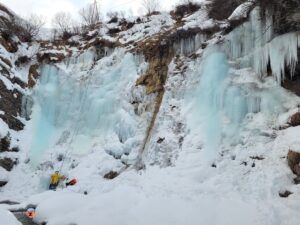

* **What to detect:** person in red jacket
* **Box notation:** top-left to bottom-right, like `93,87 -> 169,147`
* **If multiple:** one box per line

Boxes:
66,178 -> 77,187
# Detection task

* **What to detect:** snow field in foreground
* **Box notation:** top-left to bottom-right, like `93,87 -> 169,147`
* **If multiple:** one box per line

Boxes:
0,208 -> 21,225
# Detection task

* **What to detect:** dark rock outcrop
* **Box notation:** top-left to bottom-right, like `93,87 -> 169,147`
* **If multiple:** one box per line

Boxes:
287,150 -> 300,176
208,0 -> 244,21
0,36 -> 18,53
37,52 -> 68,63
0,135 -> 10,152
104,171 -> 119,179
0,79 -> 24,131
0,158 -> 17,171
28,64 -> 39,88
171,2 -> 201,19
294,177 -> 300,184
290,112 -> 300,127
15,55 -> 30,67
0,200 -> 19,205
0,180 -> 7,187
279,190 -> 293,198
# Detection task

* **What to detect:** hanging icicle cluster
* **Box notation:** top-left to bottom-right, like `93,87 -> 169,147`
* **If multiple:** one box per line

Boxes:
223,7 -> 300,84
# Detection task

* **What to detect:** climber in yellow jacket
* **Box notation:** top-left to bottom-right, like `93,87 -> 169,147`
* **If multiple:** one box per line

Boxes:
49,171 -> 66,190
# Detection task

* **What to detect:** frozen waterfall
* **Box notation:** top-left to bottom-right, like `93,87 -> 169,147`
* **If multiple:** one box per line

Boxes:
186,47 -> 292,161
27,49 -> 146,167
224,7 -> 300,84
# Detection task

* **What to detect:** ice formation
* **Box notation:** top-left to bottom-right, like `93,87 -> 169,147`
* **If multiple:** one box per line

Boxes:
224,7 -> 300,83
2,3 -> 300,225
186,47 -> 293,161
27,49 -> 148,167
174,34 -> 207,56
187,50 -> 230,160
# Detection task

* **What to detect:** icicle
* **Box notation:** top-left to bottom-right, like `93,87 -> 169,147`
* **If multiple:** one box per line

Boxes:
186,47 -> 289,161
224,6 -> 299,83
173,33 -> 206,55
267,33 -> 298,83
224,7 -> 274,61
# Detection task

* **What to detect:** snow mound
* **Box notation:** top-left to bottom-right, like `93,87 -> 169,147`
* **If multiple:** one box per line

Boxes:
0,208 -> 21,225
228,1 -> 255,21
33,183 -> 266,225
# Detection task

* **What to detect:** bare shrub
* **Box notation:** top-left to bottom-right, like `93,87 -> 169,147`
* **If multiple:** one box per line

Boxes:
107,11 -> 125,23
15,55 -> 30,67
52,12 -> 72,33
52,12 -> 72,39
141,0 -> 160,15
71,20 -> 81,35
208,0 -> 245,20
261,0 -> 300,34
23,14 -> 46,39
0,14 -> 45,42
173,1 -> 201,18
79,0 -> 101,30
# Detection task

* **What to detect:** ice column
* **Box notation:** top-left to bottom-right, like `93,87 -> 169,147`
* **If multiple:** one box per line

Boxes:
29,51 -> 140,166
187,49 -> 265,160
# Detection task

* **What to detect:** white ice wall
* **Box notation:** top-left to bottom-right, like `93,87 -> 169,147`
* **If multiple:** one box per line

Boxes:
144,4 -> 300,164
224,7 -> 300,84
27,48 -> 152,168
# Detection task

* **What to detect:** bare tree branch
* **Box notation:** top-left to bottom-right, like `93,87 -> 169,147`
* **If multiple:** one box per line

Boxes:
141,0 -> 160,15
24,14 -> 46,38
79,0 -> 101,30
52,12 -> 72,34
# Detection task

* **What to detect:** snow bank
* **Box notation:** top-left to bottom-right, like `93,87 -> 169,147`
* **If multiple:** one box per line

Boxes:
33,184 -> 264,225
0,166 -> 9,181
0,208 -> 21,225
228,1 -> 254,21
274,126 -> 300,153
182,6 -> 209,30
119,13 -> 174,44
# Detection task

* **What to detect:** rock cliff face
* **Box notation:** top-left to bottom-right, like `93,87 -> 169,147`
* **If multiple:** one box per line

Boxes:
0,5 -> 24,185
0,1 -> 299,196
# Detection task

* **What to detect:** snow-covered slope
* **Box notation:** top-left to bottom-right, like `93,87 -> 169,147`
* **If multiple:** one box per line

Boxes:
1,1 -> 300,225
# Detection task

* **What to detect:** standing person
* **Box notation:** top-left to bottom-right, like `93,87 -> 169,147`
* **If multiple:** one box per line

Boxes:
49,171 -> 66,190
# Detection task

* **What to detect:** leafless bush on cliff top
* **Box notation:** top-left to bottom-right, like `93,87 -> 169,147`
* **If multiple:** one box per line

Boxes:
107,11 -> 125,23
79,0 -> 101,30
22,14 -> 46,39
208,0 -> 245,20
141,0 -> 160,16
0,13 -> 45,42
52,12 -> 72,34
173,0 -> 201,18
